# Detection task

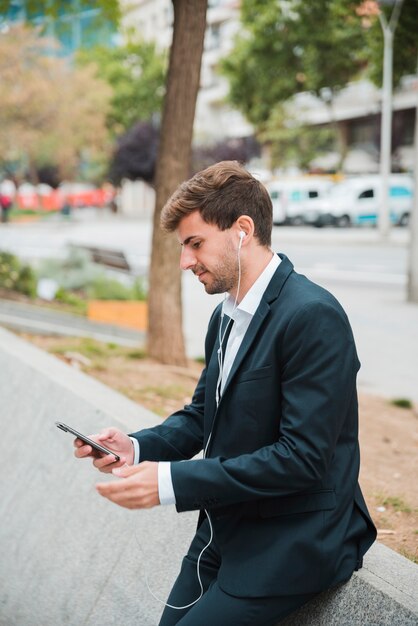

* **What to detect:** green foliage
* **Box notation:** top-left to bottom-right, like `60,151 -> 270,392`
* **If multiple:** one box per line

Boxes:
222,0 -> 417,135
390,397 -> 413,410
76,38 -> 167,135
0,25 -> 111,183
382,496 -> 412,514
38,248 -> 147,302
86,276 -> 147,301
37,248 -> 100,291
365,0 -> 418,88
0,251 -> 37,297
259,105 -> 335,170
127,349 -> 146,360
54,287 -> 88,315
221,0 -> 366,129
0,0 -> 121,27
49,337 -> 145,360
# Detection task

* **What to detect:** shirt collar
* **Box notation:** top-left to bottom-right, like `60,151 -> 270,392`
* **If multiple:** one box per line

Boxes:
223,253 -> 281,320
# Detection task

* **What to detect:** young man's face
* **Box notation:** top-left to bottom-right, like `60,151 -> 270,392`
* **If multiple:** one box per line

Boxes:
177,210 -> 239,295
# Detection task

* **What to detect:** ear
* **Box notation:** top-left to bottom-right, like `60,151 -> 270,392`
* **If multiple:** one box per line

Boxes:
235,215 -> 254,244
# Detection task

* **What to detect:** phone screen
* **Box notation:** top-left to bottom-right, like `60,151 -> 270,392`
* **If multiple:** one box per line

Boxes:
55,421 -> 120,461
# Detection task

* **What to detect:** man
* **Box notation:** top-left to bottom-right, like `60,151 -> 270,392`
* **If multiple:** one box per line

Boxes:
75,161 -> 376,625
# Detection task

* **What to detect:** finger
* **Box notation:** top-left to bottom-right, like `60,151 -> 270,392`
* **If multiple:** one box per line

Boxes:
93,454 -> 123,472
97,428 -> 117,443
74,444 -> 93,458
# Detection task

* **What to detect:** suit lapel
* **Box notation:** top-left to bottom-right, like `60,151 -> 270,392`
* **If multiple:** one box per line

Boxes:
219,254 -> 294,401
204,255 -> 294,422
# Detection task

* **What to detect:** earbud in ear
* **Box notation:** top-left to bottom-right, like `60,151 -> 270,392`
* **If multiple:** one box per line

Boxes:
238,230 -> 245,252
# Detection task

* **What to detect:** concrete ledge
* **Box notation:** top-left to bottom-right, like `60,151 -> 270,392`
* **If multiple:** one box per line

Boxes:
280,543 -> 418,625
0,327 -> 417,625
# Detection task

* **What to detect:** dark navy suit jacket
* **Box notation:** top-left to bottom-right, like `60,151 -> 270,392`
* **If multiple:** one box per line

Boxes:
132,254 -> 376,597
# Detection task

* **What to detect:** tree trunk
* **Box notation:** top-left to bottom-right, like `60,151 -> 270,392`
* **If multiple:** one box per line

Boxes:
147,0 -> 208,365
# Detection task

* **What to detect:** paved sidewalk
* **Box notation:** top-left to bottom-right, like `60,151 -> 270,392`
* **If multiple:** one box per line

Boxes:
0,299 -> 143,346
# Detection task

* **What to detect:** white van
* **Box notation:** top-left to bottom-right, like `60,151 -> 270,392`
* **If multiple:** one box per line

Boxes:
303,174 -> 413,227
266,178 -> 333,225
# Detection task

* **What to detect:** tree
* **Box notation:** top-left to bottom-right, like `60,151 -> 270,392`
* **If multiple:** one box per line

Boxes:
76,39 -> 167,136
221,0 -> 366,130
147,0 -> 208,365
193,136 -> 260,174
361,0 -> 418,88
221,0 -> 372,169
108,121 -> 159,185
0,25 -> 111,182
258,106 -> 335,171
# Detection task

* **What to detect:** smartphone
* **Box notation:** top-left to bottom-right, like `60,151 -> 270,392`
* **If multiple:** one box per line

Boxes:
55,421 -> 120,461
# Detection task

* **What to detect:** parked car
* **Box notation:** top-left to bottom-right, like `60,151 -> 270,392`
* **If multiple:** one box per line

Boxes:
303,174 -> 414,227
267,178 -> 333,225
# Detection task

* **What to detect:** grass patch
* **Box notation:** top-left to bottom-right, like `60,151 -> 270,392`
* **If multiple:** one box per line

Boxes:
399,548 -> 418,564
121,383 -> 192,417
141,384 -> 187,400
127,349 -> 146,360
390,398 -> 413,409
9,208 -> 58,219
382,496 -> 411,514
48,337 -> 143,360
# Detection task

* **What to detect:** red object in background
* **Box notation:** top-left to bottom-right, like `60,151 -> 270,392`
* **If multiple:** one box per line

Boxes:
15,187 -> 114,211
65,188 -> 113,208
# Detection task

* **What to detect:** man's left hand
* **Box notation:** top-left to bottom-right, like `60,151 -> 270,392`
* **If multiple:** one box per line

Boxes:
96,461 -> 160,509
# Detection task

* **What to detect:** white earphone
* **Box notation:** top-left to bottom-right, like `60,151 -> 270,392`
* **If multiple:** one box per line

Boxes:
238,230 -> 245,250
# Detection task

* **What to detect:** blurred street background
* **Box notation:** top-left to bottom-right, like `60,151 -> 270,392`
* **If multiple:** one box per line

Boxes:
0,0 -> 417,396
1,210 -> 417,404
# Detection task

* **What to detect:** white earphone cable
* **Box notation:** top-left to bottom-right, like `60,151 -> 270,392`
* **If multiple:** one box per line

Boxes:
138,507 -> 214,610
139,230 -> 243,611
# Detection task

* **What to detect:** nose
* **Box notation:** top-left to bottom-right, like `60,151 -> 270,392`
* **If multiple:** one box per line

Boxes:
180,246 -> 196,271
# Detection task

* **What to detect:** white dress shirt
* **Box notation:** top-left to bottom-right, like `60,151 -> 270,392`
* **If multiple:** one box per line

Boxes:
131,252 -> 281,505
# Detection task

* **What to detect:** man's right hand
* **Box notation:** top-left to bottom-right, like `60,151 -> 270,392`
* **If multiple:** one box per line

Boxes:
73,427 -> 134,473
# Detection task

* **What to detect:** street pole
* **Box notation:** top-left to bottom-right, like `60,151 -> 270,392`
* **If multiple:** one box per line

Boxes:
377,0 -> 404,239
379,24 -> 393,239
407,57 -> 418,303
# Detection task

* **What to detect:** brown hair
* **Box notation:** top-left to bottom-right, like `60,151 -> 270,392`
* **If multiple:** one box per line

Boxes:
160,161 -> 272,247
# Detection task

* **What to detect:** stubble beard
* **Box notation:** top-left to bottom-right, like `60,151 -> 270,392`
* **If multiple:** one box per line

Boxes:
195,242 -> 239,295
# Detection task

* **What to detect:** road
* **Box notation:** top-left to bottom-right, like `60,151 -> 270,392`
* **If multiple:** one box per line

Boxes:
1,209 -> 417,402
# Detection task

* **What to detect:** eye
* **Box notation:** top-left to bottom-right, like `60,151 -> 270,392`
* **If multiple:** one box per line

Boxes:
192,240 -> 202,249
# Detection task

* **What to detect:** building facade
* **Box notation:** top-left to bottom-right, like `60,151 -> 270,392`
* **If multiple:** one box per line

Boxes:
120,0 -> 253,143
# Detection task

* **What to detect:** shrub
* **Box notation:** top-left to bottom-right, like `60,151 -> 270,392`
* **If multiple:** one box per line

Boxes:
54,287 -> 87,314
390,398 -> 413,410
37,248 -> 148,303
0,251 -> 37,297
87,276 -> 146,301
